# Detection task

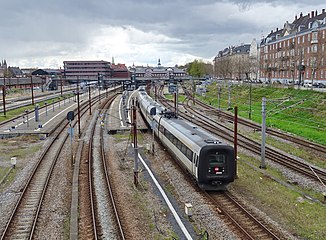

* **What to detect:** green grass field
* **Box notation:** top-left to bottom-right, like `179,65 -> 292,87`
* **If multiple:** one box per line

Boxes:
197,83 -> 326,145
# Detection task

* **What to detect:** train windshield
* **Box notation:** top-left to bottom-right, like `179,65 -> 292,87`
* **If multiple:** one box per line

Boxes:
208,154 -> 226,175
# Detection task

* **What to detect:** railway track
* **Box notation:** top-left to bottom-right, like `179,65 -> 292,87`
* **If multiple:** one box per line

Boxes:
208,191 -> 280,240
1,104 -> 82,239
78,95 -> 126,239
183,87 -> 326,156
0,89 -> 109,239
158,94 -> 326,184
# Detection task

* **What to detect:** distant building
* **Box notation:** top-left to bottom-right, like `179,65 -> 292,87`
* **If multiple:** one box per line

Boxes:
129,59 -> 187,81
260,9 -> 326,84
0,59 -> 8,77
111,63 -> 129,78
213,42 -> 258,80
63,60 -> 112,82
21,68 -> 38,76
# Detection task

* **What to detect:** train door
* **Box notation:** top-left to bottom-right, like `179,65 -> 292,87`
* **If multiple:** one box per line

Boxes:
192,153 -> 198,178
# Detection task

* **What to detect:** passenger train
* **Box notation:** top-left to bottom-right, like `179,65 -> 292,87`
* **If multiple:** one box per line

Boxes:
137,88 -> 236,190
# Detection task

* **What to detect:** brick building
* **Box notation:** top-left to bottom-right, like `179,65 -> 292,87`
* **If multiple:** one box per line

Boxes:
63,60 -> 112,82
260,9 -> 326,85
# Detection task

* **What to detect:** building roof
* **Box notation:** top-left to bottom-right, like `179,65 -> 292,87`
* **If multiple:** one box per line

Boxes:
8,67 -> 23,76
215,44 -> 250,58
262,9 -> 326,45
32,69 -> 49,75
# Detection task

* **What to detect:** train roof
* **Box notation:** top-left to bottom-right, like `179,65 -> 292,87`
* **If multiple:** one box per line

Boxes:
162,116 -> 224,147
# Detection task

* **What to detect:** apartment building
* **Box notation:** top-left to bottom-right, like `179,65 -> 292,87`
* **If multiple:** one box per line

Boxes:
260,9 -> 326,85
63,60 -> 112,82
213,39 -> 259,80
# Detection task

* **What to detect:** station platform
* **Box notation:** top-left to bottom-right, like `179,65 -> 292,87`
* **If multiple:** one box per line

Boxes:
0,89 -> 148,139
0,93 -> 87,139
106,90 -> 148,134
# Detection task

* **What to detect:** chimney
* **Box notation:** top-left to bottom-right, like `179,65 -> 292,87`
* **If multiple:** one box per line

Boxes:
300,12 -> 303,17
315,10 -> 317,16
295,15 -> 297,20
276,28 -> 278,31
322,9 -> 325,14
311,11 -> 314,18
308,13 -> 310,18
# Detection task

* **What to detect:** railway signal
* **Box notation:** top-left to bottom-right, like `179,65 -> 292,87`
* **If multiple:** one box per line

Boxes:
131,105 -> 139,187
67,111 -> 75,166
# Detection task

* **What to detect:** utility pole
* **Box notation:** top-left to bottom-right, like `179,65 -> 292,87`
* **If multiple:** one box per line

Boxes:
2,85 -> 6,117
218,86 -> 221,111
234,106 -> 238,177
192,78 -> 196,105
30,75 -> 35,105
260,97 -> 267,169
98,73 -> 101,103
228,81 -> 231,110
77,76 -> 81,137
132,105 -> 139,187
298,49 -> 303,88
88,85 -> 92,115
60,76 -> 63,97
249,80 -> 252,120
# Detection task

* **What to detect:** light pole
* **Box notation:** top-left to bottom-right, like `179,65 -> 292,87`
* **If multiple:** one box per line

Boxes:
30,75 -> 35,105
77,76 -> 81,137
60,75 -> 63,97
88,85 -> 92,115
2,85 -> 6,117
98,73 -> 102,103
249,80 -> 252,120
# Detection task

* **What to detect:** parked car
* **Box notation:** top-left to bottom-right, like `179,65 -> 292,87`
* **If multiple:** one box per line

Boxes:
311,82 -> 325,88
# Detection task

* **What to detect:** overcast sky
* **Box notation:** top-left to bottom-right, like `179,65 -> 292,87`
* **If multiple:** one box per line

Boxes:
1,0 -> 325,69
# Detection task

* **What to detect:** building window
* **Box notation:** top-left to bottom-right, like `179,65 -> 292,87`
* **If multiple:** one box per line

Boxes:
298,36 -> 300,44
312,45 -> 318,53
308,34 -> 310,41
312,31 -> 318,41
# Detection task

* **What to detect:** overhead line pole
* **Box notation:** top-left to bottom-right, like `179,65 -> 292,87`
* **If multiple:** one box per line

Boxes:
2,85 -> 6,117
30,75 -> 35,105
260,97 -> 267,169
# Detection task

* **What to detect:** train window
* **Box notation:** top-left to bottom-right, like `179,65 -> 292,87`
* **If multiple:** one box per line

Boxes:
176,140 -> 182,150
208,154 -> 226,175
172,136 -> 177,145
181,144 -> 186,154
186,148 -> 193,160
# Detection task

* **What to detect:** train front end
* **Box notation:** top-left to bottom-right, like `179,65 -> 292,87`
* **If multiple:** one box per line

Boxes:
197,145 -> 236,191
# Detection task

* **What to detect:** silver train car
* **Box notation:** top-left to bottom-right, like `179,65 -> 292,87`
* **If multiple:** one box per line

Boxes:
137,89 -> 236,190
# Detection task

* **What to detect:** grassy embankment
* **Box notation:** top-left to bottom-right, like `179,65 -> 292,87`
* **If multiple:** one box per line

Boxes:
199,83 -> 326,239
200,83 -> 326,145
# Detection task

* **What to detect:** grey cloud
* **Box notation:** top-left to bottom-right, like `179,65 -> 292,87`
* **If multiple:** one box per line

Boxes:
1,0 -> 325,67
